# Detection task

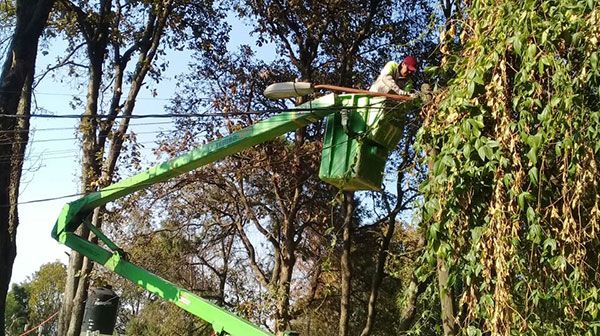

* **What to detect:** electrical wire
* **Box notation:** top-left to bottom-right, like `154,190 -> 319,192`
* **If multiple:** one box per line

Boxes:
0,118 -> 294,149
0,89 -> 211,101
6,100 -> 407,206
0,121 -> 175,134
0,129 -> 173,146
0,112 -> 257,119
10,122 -> 388,207
0,129 -> 179,161
0,139 -> 164,164
0,103 -> 390,148
0,103 -> 388,120
0,102 -> 403,164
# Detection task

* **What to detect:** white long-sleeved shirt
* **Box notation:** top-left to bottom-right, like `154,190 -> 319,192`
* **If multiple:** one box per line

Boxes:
369,61 -> 410,95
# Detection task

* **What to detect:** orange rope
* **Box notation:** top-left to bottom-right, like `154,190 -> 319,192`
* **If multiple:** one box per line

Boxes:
18,311 -> 59,336
313,84 -> 413,102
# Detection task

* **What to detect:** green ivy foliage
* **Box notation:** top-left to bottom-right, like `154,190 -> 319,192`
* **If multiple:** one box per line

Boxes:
418,0 -> 600,334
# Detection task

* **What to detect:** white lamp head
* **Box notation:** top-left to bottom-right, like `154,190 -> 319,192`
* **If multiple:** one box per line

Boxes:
263,82 -> 315,99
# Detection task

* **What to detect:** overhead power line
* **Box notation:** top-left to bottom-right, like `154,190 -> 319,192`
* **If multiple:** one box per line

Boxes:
0,112 -> 261,119
0,101 -> 404,164
4,101 -> 407,206
17,193 -> 86,206
0,121 -> 175,134
0,89 -> 211,101
0,139 -> 165,164
0,111 -> 342,148
0,103 -> 390,120
0,129 -> 172,146
9,131 -> 376,207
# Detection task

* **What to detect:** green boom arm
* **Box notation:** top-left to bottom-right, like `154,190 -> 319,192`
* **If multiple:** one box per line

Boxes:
51,94 -> 341,336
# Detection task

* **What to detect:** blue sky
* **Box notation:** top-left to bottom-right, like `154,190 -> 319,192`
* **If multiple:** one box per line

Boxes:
10,14 -> 275,285
11,56 -> 185,284
10,8 -> 420,285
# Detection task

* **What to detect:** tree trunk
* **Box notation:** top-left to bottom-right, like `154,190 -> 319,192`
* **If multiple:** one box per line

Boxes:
275,242 -> 295,333
63,49 -> 107,334
398,271 -> 430,331
59,3 -> 175,332
338,191 -> 354,336
66,209 -> 102,336
398,235 -> 427,332
359,217 -> 395,336
437,257 -> 456,335
0,1 -> 53,334
58,245 -> 84,335
271,113 -> 310,334
59,35 -> 107,336
274,182 -> 300,332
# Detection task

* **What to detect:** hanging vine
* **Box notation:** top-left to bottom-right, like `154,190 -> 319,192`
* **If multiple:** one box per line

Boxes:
417,0 -> 600,334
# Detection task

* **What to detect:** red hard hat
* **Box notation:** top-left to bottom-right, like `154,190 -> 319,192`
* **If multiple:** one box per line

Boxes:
403,56 -> 418,71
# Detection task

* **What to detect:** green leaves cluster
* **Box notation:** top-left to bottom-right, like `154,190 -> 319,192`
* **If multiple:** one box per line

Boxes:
4,262 -> 66,336
418,0 -> 600,334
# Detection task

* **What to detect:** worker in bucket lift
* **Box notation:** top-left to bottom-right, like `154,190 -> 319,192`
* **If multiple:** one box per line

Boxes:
369,56 -> 418,97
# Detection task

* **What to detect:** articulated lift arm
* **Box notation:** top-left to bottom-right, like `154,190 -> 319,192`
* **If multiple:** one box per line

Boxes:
51,94 -> 343,336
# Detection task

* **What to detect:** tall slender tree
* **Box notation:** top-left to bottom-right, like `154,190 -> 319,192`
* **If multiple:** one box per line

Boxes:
49,1 -> 227,334
0,1 -> 54,334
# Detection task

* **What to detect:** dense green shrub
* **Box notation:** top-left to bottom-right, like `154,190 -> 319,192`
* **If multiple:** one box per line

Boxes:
418,0 -> 600,334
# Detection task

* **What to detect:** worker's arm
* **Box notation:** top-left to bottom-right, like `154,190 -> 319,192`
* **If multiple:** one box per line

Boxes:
379,74 -> 411,96
376,61 -> 413,96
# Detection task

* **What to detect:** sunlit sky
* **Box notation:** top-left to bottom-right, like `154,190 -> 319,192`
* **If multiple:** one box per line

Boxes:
10,14 -> 274,285
11,54 -> 186,284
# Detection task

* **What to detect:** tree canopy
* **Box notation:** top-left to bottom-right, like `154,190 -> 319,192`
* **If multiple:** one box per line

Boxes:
2,0 -> 599,335
4,262 -> 66,336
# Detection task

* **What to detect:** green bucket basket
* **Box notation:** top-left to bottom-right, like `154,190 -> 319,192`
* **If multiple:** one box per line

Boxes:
318,94 -> 407,191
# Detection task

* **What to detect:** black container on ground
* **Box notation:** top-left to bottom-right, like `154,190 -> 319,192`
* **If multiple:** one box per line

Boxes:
81,286 -> 119,335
